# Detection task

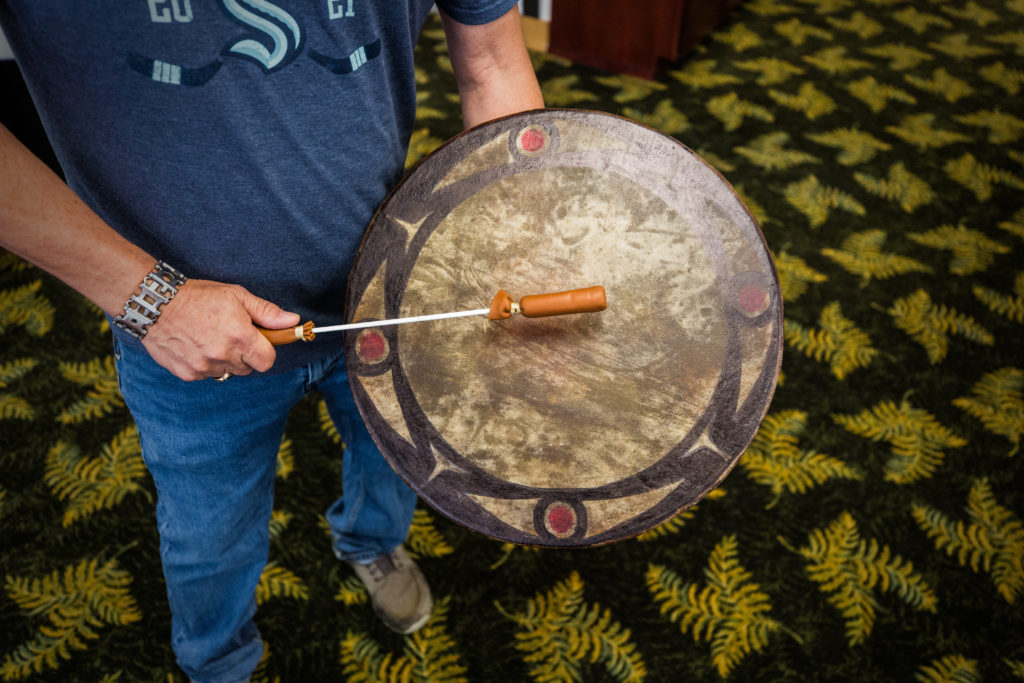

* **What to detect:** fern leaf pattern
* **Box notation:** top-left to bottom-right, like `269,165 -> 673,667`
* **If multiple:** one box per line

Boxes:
941,1 -> 999,26
853,163 -> 935,213
713,23 -> 763,52
774,250 -> 828,302
805,128 -> 891,165
318,399 -> 342,445
0,281 -> 54,337
56,356 -> 124,424
268,508 -> 291,541
540,76 -> 600,106
954,109 -> 1024,144
973,272 -> 1024,324
820,229 -> 930,284
1,558 -> 141,679
908,224 -> 1011,275
1006,658 -> 1024,679
784,175 -> 865,228
784,302 -> 877,379
0,351 -> 37,418
734,132 -> 820,171
503,571 -> 646,682
833,398 -> 966,483
635,489 -> 726,541
669,60 -> 742,89
904,68 -> 975,103
44,426 -> 149,527
647,535 -> 782,677
621,99 -> 690,136
407,508 -> 455,559
862,44 -> 933,70
0,358 -> 37,387
0,394 -> 34,421
914,654 -> 981,683
893,7 -> 953,34
256,562 -> 309,604
802,47 -> 872,74
775,18 -> 833,46
740,410 -> 860,506
341,597 -> 467,683
885,113 -> 972,150
743,0 -> 798,17
888,289 -> 994,364
929,33 -> 999,59
732,57 -> 804,86
1000,207 -> 1024,241
592,75 -> 667,103
944,153 -> 1024,201
846,75 -> 916,113
707,92 -> 775,131
767,81 -> 836,120
979,61 -> 1024,95
335,575 -> 368,606
796,511 -> 938,646
406,128 -> 443,169
825,12 -> 884,39
276,437 -> 294,480
952,367 -> 1024,455
912,479 -> 1024,603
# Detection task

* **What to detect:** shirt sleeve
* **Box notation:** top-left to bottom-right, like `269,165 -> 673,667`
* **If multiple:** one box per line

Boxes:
434,0 -> 518,26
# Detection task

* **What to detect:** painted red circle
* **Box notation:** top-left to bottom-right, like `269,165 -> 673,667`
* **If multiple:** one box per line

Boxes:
358,331 -> 387,361
520,128 -> 546,152
547,505 -> 575,534
738,286 -> 767,314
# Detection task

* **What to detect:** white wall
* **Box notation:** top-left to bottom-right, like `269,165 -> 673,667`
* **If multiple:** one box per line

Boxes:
0,25 -> 13,60
518,0 -> 552,22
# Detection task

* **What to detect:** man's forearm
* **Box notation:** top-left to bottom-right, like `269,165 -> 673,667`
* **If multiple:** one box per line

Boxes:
441,6 -> 545,130
0,124 -> 153,316
0,124 -> 296,381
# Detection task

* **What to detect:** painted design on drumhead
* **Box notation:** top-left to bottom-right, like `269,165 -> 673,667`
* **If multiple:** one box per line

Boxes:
517,126 -> 549,155
538,499 -> 585,540
731,270 -> 775,325
344,110 -> 782,547
355,328 -> 389,365
509,121 -> 559,160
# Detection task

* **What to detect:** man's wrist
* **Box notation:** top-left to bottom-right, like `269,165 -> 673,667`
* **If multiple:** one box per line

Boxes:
112,260 -> 188,339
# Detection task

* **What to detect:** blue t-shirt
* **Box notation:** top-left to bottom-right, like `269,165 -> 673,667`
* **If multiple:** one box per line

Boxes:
0,0 -> 515,371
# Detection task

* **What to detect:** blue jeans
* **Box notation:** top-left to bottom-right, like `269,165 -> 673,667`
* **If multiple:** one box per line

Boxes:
112,335 -> 417,683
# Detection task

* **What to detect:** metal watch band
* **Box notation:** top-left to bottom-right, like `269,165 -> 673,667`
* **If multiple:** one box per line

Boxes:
112,261 -> 188,339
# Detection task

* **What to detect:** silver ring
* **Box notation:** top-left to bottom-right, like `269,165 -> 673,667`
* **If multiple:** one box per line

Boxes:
216,372 -> 232,382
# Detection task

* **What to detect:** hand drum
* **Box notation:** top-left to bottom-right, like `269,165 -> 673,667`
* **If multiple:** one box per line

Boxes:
343,109 -> 782,547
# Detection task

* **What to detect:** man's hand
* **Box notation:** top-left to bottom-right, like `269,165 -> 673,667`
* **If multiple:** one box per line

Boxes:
141,280 -> 300,381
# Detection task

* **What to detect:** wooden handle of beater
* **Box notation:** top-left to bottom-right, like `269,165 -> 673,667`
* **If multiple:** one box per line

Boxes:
257,321 -> 315,346
521,286 -> 607,317
488,286 -> 607,320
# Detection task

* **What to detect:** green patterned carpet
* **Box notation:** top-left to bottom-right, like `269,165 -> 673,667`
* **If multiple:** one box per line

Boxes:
3,1 -> 1024,681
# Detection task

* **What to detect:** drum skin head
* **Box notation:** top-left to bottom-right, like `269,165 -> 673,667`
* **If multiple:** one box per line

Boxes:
344,109 -> 782,547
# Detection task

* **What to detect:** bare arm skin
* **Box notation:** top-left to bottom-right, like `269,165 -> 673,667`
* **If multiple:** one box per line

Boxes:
0,124 -> 298,381
441,5 -> 545,129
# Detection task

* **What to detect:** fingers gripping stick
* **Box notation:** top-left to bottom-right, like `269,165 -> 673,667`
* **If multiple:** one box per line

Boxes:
258,286 -> 607,346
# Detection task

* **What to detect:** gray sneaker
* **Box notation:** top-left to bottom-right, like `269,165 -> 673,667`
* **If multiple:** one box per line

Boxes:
348,545 -> 433,634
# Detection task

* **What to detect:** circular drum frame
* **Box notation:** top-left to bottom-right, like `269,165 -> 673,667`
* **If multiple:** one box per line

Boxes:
343,109 -> 782,547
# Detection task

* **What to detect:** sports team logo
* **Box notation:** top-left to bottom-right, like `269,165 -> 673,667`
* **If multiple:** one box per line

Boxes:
128,0 -> 380,85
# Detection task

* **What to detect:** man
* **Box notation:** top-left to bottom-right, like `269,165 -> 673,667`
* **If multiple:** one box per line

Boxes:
0,1 -> 543,681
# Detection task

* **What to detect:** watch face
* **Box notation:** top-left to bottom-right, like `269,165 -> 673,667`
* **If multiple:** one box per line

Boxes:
345,110 -> 782,546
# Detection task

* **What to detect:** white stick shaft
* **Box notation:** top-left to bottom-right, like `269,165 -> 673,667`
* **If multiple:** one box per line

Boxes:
312,308 -> 491,335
